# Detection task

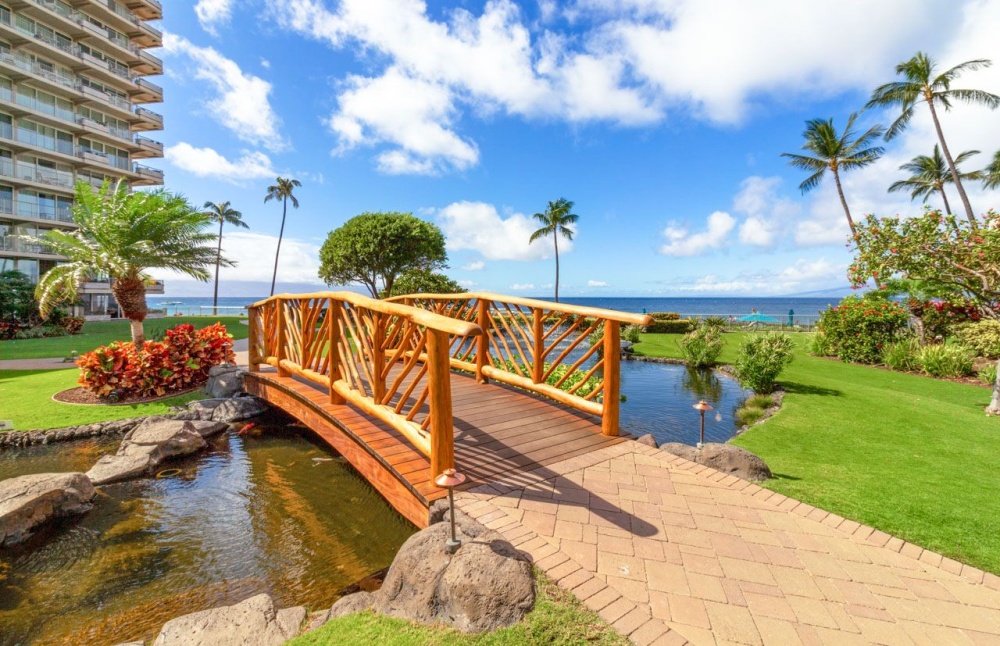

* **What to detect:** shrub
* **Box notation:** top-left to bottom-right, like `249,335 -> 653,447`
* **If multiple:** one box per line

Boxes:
13,325 -> 67,339
807,332 -> 835,357
733,333 -> 794,393
0,269 -> 40,326
908,298 -> 981,340
78,323 -> 235,399
648,312 -> 680,321
881,339 -> 920,372
60,316 -> 85,335
915,343 -> 975,378
818,295 -> 910,364
678,321 -> 724,367
0,321 -> 21,340
953,320 -> 1000,359
736,406 -> 767,426
621,324 -> 642,344
745,393 -> 774,409
702,316 -> 727,329
646,319 -> 694,334
979,362 -> 998,386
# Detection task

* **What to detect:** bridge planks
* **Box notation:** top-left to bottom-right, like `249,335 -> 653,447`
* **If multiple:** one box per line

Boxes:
245,368 -> 625,528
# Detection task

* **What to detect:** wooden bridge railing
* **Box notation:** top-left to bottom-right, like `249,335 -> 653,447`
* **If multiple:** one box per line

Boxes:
247,292 -> 482,479
386,292 -> 652,437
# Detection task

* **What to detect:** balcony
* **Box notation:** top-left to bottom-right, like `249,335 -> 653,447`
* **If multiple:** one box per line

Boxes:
123,0 -> 160,21
0,197 -> 75,224
0,51 -> 80,99
131,161 -> 161,185
0,157 -> 75,191
131,133 -> 161,158
130,75 -> 161,103
130,19 -> 160,48
131,105 -> 162,131
131,47 -> 160,75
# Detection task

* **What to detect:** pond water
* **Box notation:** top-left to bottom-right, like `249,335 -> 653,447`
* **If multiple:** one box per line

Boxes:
618,360 -> 753,446
0,423 -> 415,646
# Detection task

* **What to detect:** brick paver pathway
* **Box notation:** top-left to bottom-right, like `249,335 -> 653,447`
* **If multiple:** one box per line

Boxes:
456,442 -> 1000,645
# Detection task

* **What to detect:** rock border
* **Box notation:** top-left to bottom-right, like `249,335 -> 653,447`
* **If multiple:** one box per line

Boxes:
0,415 -> 180,449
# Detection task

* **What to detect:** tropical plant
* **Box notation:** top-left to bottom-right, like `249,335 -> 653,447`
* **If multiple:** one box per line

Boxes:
888,146 -> 981,217
881,338 -> 920,372
23,181 -> 226,349
915,343 -> 975,378
0,269 -> 39,326
979,362 -> 997,386
817,294 -> 910,364
388,268 -> 465,297
203,200 -> 248,315
985,150 -> 1000,190
621,324 -> 642,344
264,176 -> 301,296
867,52 -> 999,226
678,320 -> 724,367
318,212 -> 447,298
781,113 -> 884,240
529,198 -> 579,302
954,320 -> 1000,359
807,331 -> 836,357
733,333 -> 794,394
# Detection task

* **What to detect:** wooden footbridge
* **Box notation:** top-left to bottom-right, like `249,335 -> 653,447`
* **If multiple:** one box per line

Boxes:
245,292 -> 651,527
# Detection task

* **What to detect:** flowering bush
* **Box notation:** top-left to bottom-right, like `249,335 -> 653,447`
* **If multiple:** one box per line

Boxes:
818,295 -> 910,364
908,298 -> 981,341
0,321 -> 21,340
77,323 -> 235,399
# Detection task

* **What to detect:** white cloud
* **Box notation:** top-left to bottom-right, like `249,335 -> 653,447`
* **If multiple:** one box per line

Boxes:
162,33 -> 287,152
194,0 -> 234,35
511,283 -> 535,290
659,211 -> 735,257
165,143 -> 275,182
260,58 -> 271,69
157,231 -> 321,284
457,279 -> 476,288
733,176 -> 801,247
462,261 -> 486,271
437,201 -> 570,261
587,280 -> 609,287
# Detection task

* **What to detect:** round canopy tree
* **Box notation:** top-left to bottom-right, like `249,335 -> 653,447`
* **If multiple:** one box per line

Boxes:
318,212 -> 448,298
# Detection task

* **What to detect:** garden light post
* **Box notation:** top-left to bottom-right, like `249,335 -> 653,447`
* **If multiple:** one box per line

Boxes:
435,468 -> 467,554
693,400 -> 713,448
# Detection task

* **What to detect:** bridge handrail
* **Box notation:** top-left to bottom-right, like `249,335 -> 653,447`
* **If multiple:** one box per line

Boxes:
386,292 -> 654,436
248,291 -> 482,478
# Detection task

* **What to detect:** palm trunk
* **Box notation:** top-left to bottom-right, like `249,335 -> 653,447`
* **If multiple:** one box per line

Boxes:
213,218 -> 223,316
270,197 -> 287,297
553,233 -> 560,303
939,187 -> 953,217
831,167 -> 858,241
110,276 -> 148,350
988,358 -> 1000,415
927,100 -> 977,228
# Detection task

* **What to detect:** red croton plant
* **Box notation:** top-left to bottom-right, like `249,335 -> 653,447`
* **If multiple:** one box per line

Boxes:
77,323 -> 235,399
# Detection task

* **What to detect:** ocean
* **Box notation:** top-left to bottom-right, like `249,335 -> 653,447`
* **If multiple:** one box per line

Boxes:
149,295 -> 835,323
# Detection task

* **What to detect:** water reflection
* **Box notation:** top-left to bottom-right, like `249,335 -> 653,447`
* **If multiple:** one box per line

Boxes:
680,366 -> 723,404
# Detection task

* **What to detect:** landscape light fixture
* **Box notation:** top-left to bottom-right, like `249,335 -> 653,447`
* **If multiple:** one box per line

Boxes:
435,468 -> 467,554
693,400 -> 713,448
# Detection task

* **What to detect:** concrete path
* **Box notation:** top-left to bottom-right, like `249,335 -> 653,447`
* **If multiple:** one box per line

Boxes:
456,442 -> 1000,645
0,338 -> 251,371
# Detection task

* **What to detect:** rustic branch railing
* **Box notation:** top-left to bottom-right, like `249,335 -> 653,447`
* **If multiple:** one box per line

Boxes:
386,292 -> 652,436
248,292 -> 481,479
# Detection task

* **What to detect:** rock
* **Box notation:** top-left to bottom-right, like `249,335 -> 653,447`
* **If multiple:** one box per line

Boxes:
211,396 -> 270,423
635,434 -> 658,448
172,399 -> 229,421
152,593 -> 304,646
329,511 -> 534,633
205,365 -> 247,399
86,419 -> 226,485
661,442 -> 772,481
0,472 -> 95,545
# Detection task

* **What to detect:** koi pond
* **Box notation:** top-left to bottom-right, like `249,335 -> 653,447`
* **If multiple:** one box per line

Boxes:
0,360 -> 750,645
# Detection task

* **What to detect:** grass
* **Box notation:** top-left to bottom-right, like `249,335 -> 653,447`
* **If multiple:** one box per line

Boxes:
0,369 -> 202,430
290,569 -> 628,646
634,331 -> 1000,575
0,316 -> 249,360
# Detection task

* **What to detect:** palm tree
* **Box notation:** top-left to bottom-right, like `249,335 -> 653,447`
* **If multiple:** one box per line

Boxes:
263,177 -> 301,296
888,145 -> 981,215
529,198 -> 578,303
984,150 -> 1000,190
867,52 -> 999,227
25,181 -> 228,349
781,113 -> 885,240
203,200 -> 248,316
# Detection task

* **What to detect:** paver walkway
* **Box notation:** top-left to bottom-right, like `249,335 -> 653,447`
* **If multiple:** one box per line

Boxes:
455,441 -> 1000,645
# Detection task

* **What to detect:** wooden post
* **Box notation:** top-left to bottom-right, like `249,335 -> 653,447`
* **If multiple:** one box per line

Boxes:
276,299 -> 289,377
328,298 -> 345,404
427,328 -> 455,479
601,320 -> 620,437
532,307 -> 544,384
372,312 -> 386,403
476,298 -> 490,384
248,306 -> 260,373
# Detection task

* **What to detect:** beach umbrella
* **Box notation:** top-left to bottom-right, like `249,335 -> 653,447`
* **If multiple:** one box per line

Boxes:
737,312 -> 780,323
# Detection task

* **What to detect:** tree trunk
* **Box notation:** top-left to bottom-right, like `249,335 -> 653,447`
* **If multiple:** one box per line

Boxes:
939,187 -> 952,217
988,358 -> 1000,415
110,276 -> 148,350
270,198 -> 287,297
213,217 -> 223,316
831,167 -> 857,241
553,232 -> 560,303
927,99 -> 977,228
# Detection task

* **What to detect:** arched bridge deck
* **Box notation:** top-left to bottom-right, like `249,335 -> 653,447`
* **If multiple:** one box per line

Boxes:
246,292 -> 651,527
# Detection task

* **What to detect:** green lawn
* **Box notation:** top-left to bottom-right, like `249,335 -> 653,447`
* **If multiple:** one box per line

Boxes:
290,570 -> 627,646
0,369 -> 202,430
0,316 -> 249,360
635,332 -> 1000,575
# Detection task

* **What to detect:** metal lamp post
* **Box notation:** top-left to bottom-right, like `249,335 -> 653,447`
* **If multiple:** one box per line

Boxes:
434,468 -> 467,554
693,400 -> 713,448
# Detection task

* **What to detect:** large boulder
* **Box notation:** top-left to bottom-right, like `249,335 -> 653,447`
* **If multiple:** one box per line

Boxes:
328,505 -> 534,633
205,365 -> 247,399
172,399 -> 230,422
661,442 -> 772,482
152,593 -> 305,646
0,472 -> 95,545
86,418 -> 227,485
211,396 -> 270,423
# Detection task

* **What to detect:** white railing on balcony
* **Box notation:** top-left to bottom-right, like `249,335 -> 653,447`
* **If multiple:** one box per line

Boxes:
0,196 -> 73,222
0,157 -> 75,188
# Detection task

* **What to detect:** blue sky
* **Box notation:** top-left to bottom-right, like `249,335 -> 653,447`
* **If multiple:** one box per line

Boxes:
152,0 -> 1000,298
